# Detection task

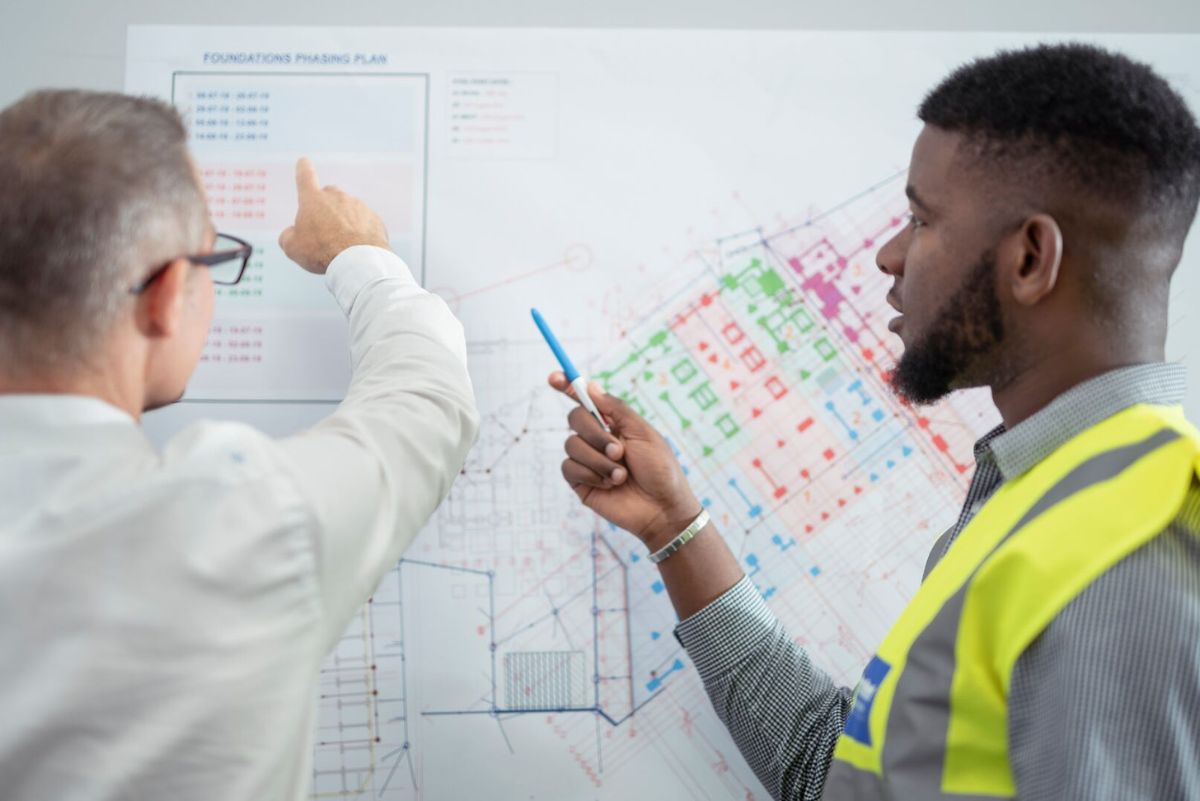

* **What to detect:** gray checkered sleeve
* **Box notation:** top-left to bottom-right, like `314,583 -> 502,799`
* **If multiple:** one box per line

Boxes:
675,577 -> 853,801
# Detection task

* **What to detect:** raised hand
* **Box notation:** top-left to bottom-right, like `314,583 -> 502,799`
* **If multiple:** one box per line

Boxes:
550,372 -> 702,551
278,158 -> 390,274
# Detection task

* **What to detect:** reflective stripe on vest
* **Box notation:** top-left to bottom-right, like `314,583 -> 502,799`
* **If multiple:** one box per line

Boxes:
823,404 -> 1200,800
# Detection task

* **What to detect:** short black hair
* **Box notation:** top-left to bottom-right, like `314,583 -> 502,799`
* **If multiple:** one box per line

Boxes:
919,43 -> 1200,232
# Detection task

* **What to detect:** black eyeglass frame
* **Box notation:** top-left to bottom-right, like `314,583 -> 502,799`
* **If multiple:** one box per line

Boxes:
129,232 -> 254,294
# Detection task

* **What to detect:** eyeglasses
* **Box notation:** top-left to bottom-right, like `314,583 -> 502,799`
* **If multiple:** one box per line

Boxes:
130,233 -> 254,294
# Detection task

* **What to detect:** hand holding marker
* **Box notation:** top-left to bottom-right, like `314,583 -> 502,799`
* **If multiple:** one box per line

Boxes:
531,308 -> 611,433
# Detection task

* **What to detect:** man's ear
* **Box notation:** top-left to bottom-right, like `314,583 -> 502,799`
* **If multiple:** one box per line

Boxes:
135,259 -> 190,338
998,213 -> 1063,307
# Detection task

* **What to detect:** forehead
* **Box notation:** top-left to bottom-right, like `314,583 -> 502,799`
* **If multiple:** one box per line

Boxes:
908,125 -> 970,202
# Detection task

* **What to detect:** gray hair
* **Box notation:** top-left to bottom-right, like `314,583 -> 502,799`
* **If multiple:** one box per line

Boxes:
0,90 -> 207,371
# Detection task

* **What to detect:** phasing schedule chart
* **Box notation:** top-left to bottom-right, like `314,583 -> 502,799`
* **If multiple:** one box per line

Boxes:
173,71 -> 429,401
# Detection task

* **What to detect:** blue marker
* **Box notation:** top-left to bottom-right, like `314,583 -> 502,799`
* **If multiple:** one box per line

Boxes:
531,308 -> 610,433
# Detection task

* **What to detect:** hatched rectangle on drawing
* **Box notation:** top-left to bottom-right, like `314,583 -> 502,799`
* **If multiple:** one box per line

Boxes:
722,321 -> 745,344
814,337 -> 837,362
740,345 -> 767,372
671,358 -> 699,384
504,650 -> 589,710
689,382 -> 719,411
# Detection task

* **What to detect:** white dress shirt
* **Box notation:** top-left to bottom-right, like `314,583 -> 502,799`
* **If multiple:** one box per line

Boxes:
0,246 -> 479,801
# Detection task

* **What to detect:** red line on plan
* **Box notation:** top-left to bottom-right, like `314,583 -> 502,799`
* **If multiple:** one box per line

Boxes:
751,458 -> 788,499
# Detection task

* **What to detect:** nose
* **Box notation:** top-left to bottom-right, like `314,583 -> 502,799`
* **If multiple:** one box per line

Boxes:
876,223 -> 908,277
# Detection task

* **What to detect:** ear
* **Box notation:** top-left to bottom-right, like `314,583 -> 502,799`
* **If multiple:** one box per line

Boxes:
999,213 -> 1063,307
135,258 -> 190,339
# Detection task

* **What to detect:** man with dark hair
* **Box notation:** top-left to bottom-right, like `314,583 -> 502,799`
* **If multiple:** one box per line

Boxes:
0,90 -> 479,799
551,44 -> 1200,800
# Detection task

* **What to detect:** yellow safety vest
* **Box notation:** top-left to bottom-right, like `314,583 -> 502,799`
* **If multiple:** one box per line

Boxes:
823,403 -> 1200,800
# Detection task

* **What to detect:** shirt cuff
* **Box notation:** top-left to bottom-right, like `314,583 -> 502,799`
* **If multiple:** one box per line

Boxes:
674,575 -> 780,683
325,245 -> 418,316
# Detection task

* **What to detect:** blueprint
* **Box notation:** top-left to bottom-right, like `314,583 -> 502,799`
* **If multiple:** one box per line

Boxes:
129,28 -> 1200,800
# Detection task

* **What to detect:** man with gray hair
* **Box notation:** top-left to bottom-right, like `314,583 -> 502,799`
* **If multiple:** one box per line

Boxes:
0,90 -> 479,799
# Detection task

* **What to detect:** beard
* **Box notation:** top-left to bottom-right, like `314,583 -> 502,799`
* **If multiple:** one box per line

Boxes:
890,251 -> 1006,405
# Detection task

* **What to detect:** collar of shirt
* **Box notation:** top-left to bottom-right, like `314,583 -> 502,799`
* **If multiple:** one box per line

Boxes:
973,362 -> 1188,484
0,394 -> 143,449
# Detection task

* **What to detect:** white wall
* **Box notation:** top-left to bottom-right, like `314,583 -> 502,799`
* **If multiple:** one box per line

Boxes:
2,1 -> 1199,421
4,0 -> 1200,108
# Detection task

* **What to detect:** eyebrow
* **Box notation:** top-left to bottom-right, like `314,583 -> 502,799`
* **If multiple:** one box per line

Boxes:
905,184 -> 933,212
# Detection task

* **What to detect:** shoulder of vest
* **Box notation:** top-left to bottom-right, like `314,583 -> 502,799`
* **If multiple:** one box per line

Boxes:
1022,402 -> 1200,484
1112,404 -> 1200,481
973,401 -> 1199,646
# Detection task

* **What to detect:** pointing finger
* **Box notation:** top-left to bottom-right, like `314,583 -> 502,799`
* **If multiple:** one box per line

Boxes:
295,158 -> 320,197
